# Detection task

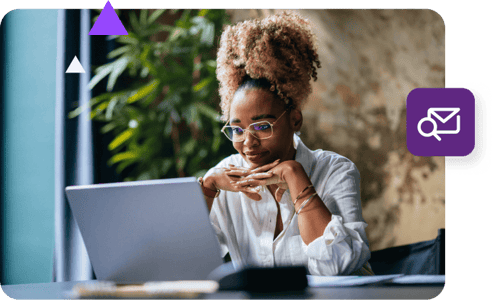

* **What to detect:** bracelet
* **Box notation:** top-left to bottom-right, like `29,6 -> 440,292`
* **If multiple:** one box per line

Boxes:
198,177 -> 221,198
293,184 -> 314,205
296,192 -> 317,214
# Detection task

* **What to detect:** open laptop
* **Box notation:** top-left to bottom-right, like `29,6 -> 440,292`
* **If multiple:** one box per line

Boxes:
65,177 -> 224,283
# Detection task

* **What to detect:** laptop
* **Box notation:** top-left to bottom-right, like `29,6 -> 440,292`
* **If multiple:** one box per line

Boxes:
65,177 -> 224,283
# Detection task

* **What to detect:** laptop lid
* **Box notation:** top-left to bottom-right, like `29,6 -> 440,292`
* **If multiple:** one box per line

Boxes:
65,177 -> 224,283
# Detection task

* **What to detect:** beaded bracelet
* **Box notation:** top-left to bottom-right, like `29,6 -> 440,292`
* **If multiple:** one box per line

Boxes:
296,192 -> 317,214
293,184 -> 314,205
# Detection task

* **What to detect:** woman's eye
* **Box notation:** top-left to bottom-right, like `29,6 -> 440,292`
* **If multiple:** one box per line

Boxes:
232,127 -> 244,134
253,124 -> 271,131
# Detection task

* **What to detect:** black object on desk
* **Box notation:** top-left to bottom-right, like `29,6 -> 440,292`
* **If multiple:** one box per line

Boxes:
218,266 -> 308,293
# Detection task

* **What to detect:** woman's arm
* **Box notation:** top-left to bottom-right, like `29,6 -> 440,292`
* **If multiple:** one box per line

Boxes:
200,175 -> 219,212
281,161 -> 332,245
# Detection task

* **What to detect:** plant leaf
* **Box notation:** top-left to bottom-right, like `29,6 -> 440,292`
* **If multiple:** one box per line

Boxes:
198,9 -> 209,17
148,10 -> 166,24
116,159 -> 137,174
91,101 -> 110,119
107,56 -> 130,92
109,128 -> 135,151
127,79 -> 160,103
197,103 -> 220,120
117,33 -> 139,45
139,10 -> 148,27
87,64 -> 113,90
100,122 -> 117,134
107,45 -> 132,59
109,150 -> 140,165
182,138 -> 197,155
129,11 -> 141,33
105,97 -> 119,120
192,77 -> 213,92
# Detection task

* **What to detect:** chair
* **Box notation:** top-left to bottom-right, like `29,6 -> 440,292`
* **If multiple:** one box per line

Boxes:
368,229 -> 445,275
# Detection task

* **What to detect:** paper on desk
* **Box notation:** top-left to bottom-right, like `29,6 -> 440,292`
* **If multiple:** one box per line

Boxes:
307,274 -> 403,287
70,280 -> 219,298
390,275 -> 445,284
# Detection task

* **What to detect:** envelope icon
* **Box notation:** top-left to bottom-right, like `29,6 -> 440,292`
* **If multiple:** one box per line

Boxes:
417,107 -> 460,141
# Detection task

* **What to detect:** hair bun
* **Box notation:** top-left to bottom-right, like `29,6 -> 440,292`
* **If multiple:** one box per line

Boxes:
217,11 -> 321,121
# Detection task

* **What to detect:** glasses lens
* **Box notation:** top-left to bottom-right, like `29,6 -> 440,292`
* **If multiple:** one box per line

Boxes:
223,126 -> 244,141
251,122 -> 272,139
223,121 -> 273,142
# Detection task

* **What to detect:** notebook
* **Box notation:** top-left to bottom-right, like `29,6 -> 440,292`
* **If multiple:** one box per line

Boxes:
65,177 -> 224,283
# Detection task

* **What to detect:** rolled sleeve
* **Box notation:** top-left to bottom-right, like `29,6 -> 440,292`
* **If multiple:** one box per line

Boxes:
302,215 -> 371,275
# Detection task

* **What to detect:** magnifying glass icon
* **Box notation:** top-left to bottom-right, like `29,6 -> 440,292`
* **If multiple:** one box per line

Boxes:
417,117 -> 441,141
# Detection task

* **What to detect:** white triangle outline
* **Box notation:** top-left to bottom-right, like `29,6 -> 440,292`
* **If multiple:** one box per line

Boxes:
428,108 -> 460,123
66,56 -> 86,73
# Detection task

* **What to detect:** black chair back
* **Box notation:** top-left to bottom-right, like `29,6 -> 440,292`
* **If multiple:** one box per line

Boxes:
369,229 -> 444,275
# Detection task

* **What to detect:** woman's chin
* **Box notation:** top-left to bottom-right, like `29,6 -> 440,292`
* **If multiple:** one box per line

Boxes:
243,155 -> 265,167
244,154 -> 278,169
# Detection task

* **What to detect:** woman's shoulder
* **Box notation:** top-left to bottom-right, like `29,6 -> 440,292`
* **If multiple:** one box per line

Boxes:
307,150 -> 359,182
312,148 -> 354,165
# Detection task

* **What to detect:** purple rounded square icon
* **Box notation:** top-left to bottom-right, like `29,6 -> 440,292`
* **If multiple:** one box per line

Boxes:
407,88 -> 475,156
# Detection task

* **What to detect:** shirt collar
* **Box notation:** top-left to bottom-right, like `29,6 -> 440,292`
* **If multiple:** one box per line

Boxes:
293,134 -> 315,178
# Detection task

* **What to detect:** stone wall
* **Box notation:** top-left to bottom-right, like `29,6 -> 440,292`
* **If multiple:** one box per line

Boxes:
227,9 -> 445,251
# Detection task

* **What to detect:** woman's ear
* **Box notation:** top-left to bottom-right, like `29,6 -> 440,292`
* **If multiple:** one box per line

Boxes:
290,109 -> 303,131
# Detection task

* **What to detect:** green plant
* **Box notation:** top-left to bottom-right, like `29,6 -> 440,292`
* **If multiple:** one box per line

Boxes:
70,9 -> 232,181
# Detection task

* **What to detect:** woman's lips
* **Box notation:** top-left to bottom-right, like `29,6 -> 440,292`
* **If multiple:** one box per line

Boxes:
245,151 -> 267,162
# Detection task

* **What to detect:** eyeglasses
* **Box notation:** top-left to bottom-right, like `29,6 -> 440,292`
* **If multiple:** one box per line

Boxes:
221,110 -> 288,142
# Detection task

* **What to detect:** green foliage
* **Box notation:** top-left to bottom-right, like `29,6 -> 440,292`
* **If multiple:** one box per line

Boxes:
71,9 -> 231,181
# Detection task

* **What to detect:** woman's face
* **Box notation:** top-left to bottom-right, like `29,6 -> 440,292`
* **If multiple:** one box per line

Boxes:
228,88 -> 300,169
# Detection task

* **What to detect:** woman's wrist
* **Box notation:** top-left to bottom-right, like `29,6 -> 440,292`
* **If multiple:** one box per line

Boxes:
279,160 -> 303,183
200,175 -> 220,198
202,175 -> 217,191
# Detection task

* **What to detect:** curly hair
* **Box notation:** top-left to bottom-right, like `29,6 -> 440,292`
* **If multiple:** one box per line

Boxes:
216,11 -> 321,121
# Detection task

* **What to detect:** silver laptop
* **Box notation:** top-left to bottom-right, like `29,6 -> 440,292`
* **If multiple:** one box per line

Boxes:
65,177 -> 224,283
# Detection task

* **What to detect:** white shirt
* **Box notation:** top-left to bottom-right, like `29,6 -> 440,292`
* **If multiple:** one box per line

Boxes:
209,135 -> 373,276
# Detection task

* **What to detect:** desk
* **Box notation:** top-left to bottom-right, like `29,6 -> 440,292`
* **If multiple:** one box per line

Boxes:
2,280 -> 444,299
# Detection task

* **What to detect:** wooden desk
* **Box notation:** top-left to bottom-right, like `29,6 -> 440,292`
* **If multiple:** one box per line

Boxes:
2,280 -> 444,299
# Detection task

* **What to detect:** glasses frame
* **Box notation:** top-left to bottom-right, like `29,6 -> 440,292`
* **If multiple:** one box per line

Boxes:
221,110 -> 288,142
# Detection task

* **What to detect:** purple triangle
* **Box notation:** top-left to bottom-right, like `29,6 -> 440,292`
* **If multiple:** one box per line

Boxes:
89,1 -> 128,35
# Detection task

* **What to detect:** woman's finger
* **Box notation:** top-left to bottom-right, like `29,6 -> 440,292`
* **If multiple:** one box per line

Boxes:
234,184 -> 263,193
243,172 -> 274,180
232,178 -> 269,187
225,169 -> 252,177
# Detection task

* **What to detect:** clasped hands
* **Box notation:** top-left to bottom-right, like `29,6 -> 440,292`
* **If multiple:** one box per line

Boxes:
206,159 -> 294,201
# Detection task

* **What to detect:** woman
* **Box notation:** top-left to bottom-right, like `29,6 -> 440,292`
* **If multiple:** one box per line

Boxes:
198,12 -> 373,276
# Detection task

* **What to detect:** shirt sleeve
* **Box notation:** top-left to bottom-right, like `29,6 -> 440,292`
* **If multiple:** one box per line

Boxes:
301,156 -> 372,275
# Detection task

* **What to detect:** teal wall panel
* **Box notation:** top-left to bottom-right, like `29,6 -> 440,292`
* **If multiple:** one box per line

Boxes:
2,9 -> 57,284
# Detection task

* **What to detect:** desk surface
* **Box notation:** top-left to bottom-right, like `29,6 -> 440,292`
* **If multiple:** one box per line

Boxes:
2,280 -> 444,299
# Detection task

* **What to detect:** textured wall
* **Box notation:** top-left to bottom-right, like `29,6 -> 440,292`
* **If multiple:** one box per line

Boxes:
227,9 -> 445,251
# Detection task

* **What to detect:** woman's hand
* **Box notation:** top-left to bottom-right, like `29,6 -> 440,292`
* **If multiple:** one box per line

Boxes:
229,160 -> 300,198
203,160 -> 280,200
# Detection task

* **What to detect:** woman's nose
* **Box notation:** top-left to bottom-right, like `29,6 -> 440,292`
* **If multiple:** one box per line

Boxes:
243,130 -> 259,146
